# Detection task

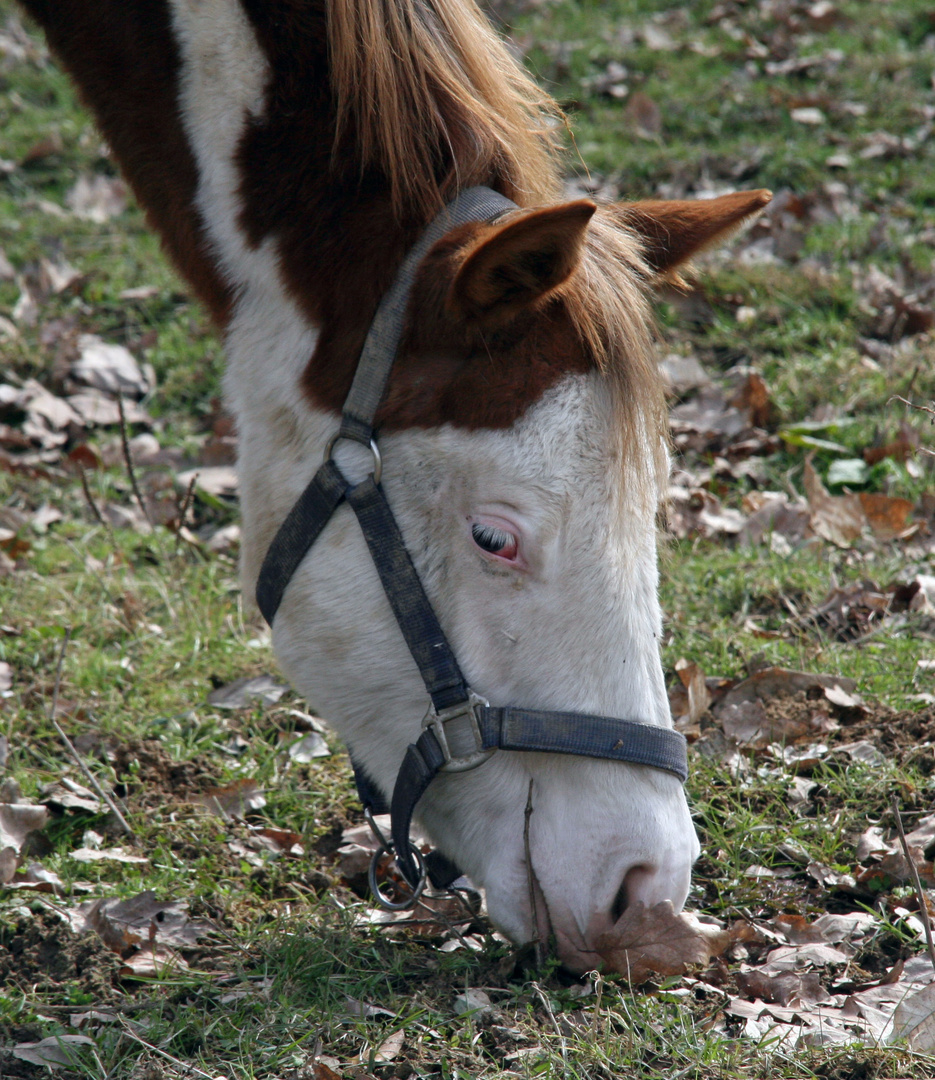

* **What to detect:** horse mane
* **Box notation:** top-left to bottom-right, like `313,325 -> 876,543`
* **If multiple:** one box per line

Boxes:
328,0 -> 666,489
327,0 -> 564,213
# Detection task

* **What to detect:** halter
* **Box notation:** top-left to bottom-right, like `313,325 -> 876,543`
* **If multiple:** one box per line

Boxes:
256,187 -> 688,907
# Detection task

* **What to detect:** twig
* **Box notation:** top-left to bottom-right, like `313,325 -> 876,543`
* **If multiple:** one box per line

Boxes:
889,394 -> 935,419
590,969 -> 604,1039
174,472 -> 198,556
77,463 -> 105,527
891,795 -> 935,974
116,1019 -> 219,1080
116,392 -> 152,528
49,629 -> 133,837
532,982 -> 568,1071
524,778 -> 544,967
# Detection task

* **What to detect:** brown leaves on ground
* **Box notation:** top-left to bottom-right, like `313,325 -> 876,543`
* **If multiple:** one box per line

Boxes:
595,901 -> 729,982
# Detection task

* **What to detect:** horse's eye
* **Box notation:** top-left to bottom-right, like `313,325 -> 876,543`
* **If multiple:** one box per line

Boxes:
471,522 -> 517,558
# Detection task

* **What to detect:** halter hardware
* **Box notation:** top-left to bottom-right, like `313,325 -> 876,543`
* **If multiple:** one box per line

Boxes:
256,187 -> 689,913
422,691 -> 493,773
324,430 -> 382,486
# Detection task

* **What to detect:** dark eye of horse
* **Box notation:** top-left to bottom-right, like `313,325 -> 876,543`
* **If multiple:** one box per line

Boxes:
471,522 -> 514,555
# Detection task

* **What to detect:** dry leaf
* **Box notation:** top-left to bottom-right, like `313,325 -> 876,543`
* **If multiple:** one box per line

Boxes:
857,492 -> 916,541
177,465 -> 239,499
196,778 -> 266,819
672,658 -> 711,732
804,458 -> 864,547
625,91 -> 662,139
70,334 -> 151,398
595,901 -> 728,982
0,802 -> 49,852
120,944 -> 189,977
69,890 -> 211,955
40,777 -> 103,813
372,1029 -> 404,1063
70,846 -> 149,864
66,173 -> 128,222
888,983 -> 935,1052
207,674 -> 287,709
13,1035 -> 95,1068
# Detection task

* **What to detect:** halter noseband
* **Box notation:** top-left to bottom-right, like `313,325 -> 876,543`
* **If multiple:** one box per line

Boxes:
256,187 -> 688,905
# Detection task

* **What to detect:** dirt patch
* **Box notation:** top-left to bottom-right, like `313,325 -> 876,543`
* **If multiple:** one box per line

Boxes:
842,704 -> 935,758
112,739 -> 222,807
0,912 -> 121,1002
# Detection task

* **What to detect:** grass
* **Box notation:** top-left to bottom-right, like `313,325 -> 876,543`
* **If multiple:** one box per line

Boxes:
2,0 -> 935,1077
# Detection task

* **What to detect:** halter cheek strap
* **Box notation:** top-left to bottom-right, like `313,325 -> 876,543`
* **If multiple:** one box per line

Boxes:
256,187 -> 688,898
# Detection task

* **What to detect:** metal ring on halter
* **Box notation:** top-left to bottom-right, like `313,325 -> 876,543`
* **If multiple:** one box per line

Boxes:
325,431 -> 382,485
367,843 -> 427,911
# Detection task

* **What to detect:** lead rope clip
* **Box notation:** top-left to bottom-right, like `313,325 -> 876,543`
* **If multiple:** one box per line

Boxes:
364,807 -> 427,911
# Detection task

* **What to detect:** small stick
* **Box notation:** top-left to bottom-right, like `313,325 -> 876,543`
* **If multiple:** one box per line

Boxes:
891,795 -> 935,973
174,472 -> 198,556
77,462 -> 117,550
116,1020 -> 218,1080
524,778 -> 544,967
77,463 -> 105,527
49,629 -> 133,837
116,393 -> 152,528
888,394 -> 935,419
532,982 -> 568,1068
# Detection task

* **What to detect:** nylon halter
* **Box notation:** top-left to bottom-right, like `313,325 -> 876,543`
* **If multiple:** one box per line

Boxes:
256,187 -> 688,906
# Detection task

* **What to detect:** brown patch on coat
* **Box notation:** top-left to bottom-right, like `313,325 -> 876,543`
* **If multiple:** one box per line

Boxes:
20,0 -> 233,326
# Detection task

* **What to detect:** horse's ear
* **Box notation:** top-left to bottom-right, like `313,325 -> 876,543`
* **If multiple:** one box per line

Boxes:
615,189 -> 772,281
448,200 -> 596,322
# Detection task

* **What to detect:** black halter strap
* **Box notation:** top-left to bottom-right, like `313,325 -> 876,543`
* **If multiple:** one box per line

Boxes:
256,187 -> 688,894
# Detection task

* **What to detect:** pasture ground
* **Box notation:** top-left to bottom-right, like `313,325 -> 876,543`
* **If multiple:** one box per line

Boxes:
2,1 -> 935,1077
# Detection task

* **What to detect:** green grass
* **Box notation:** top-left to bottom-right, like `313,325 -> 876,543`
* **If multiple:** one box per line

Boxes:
2,0 -> 935,1077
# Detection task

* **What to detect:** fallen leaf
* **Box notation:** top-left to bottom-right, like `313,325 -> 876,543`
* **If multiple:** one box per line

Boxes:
70,334 -> 151,398
888,982 -> 935,1052
287,731 -> 331,761
371,1029 -> 404,1063
177,465 -> 239,499
858,492 -> 916,541
13,1035 -> 95,1068
66,173 -> 128,222
69,890 -> 212,955
454,989 -> 493,1018
0,803 -> 49,852
208,674 -> 287,709
596,901 -> 728,982
196,778 -> 266,819
625,91 -> 662,139
70,846 -> 149,864
735,967 -> 831,1008
40,777 -> 103,813
804,458 -> 863,547
671,658 -> 711,734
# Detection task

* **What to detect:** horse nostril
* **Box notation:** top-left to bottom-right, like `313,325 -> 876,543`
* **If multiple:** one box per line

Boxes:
610,864 -> 654,922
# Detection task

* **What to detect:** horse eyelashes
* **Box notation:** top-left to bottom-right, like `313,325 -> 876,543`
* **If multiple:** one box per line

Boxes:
471,522 -> 512,554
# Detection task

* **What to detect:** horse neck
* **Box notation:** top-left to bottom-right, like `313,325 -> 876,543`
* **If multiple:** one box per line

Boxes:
21,0 -> 419,339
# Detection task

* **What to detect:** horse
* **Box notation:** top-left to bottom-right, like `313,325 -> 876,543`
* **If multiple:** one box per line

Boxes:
20,0 -> 769,972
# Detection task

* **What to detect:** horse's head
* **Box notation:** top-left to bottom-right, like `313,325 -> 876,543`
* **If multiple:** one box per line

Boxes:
249,188 -> 769,972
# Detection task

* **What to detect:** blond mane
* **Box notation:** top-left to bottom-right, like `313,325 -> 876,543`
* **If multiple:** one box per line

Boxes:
329,0 -> 667,489
328,0 -> 564,211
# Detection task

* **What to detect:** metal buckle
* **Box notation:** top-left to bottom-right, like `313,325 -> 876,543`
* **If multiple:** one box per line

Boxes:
325,431 -> 382,485
422,691 -> 493,773
364,808 -> 426,911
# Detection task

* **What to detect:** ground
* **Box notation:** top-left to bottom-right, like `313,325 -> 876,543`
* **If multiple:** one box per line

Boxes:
2,1 -> 935,1078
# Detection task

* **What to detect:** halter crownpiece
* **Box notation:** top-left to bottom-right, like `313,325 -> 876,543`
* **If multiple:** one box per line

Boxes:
256,186 -> 688,904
